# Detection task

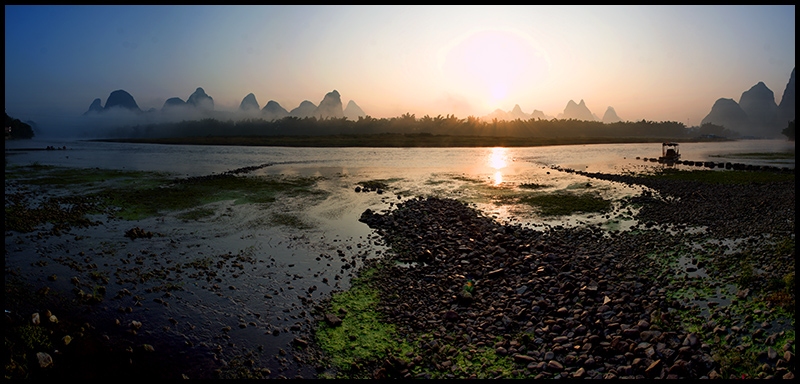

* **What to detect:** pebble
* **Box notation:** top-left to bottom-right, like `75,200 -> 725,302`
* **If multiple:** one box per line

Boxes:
357,196 -> 740,378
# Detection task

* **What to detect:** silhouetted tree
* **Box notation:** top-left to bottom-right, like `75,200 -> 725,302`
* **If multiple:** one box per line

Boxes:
5,112 -> 35,139
782,120 -> 795,141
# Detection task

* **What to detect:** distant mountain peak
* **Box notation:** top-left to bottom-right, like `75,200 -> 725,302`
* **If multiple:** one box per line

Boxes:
262,100 -> 289,120
315,90 -> 344,119
702,98 -> 749,135
187,87 -> 214,110
83,98 -> 104,115
561,99 -> 594,121
777,67 -> 795,125
239,93 -> 260,111
290,100 -> 317,118
162,97 -> 187,110
344,100 -> 366,120
101,89 -> 141,112
602,106 -> 622,123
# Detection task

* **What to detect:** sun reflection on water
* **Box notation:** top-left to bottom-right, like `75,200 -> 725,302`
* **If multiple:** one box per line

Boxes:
488,147 -> 509,185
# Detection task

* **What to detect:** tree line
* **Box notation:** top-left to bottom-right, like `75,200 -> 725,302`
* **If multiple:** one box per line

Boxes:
112,114 -> 734,140
5,113 -> 35,139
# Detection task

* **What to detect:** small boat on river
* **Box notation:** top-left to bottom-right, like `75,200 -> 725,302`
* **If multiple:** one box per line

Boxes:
658,142 -> 680,163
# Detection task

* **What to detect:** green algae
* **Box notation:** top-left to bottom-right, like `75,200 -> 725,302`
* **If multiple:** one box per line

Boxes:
314,262 -> 524,379
315,266 -> 410,378
5,164 -> 328,225
519,192 -> 611,216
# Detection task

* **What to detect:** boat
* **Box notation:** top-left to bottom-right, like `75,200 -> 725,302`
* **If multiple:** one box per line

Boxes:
658,142 -> 680,163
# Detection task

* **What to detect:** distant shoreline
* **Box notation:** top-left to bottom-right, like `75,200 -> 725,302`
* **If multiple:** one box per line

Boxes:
93,134 -> 730,148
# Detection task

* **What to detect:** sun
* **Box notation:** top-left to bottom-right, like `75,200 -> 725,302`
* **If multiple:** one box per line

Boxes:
438,28 -> 550,112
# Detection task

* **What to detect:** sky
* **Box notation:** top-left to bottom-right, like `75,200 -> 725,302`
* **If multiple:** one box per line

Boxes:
5,5 -> 796,134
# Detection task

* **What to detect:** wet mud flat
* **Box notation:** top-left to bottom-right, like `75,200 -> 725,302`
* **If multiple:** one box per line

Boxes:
4,163 -> 392,379
313,169 -> 795,379
4,161 -> 795,379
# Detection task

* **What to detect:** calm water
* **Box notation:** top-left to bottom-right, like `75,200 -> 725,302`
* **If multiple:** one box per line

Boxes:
5,138 -> 794,177
7,138 -> 792,229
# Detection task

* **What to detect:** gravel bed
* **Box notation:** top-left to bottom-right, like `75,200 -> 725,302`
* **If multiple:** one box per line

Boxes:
343,170 -> 795,379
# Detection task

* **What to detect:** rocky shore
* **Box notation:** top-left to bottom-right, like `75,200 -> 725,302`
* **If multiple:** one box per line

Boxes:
5,157 -> 794,379
340,170 -> 795,379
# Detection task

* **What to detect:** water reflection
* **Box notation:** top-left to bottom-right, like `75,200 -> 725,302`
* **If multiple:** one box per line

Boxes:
488,147 -> 509,185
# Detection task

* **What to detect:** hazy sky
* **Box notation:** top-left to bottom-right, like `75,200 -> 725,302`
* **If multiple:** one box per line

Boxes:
5,5 -> 795,130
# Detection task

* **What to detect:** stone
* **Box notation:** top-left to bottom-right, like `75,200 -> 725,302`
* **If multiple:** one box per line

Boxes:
513,354 -> 536,365
324,313 -> 342,327
37,352 -> 53,368
645,359 -> 662,377
443,310 -> 459,322
547,360 -> 564,371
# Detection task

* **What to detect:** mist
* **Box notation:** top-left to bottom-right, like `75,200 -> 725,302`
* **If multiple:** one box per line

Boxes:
24,104 -> 278,140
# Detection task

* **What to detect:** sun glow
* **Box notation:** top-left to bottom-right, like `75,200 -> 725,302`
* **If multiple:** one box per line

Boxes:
488,147 -> 509,170
488,147 -> 509,185
438,27 -> 551,112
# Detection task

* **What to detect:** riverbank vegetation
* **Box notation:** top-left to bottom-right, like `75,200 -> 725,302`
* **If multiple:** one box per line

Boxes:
95,115 -> 744,145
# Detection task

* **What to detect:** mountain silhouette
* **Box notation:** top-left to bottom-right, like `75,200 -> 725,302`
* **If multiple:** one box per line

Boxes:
314,90 -> 344,119
344,100 -> 366,120
104,89 -> 141,112
162,97 -> 187,110
239,93 -> 260,112
262,100 -> 289,120
738,82 -> 779,136
83,98 -> 104,115
701,69 -> 795,138
560,99 -> 595,121
481,104 -> 552,122
701,98 -> 750,135
290,100 -> 317,118
777,67 -> 795,127
187,87 -> 214,110
602,106 -> 622,123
